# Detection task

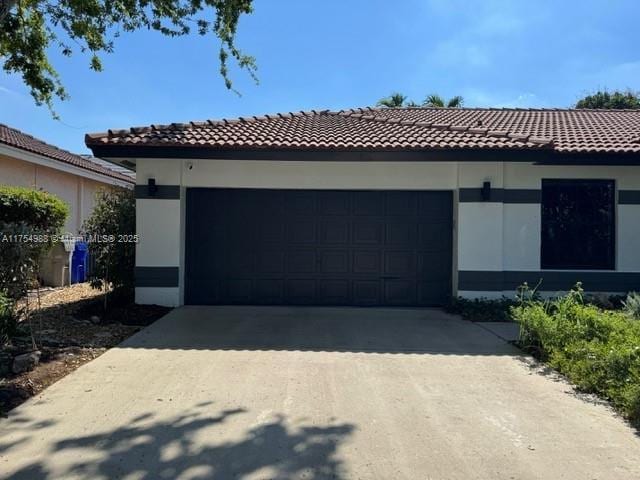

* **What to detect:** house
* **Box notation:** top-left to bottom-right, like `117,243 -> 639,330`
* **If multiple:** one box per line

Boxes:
0,123 -> 135,233
85,107 -> 640,307
1,124 -> 135,286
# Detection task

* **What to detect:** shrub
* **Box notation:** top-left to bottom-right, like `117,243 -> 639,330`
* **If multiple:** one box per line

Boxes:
0,186 -> 69,300
0,291 -> 16,346
0,185 -> 68,229
622,292 -> 640,320
512,284 -> 640,426
445,296 -> 516,322
82,188 -> 135,297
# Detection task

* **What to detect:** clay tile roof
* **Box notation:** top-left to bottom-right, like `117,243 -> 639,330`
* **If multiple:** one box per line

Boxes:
85,107 -> 640,154
1,124 -> 134,183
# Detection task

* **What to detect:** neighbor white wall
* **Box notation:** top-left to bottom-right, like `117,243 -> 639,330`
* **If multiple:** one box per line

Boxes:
0,153 -> 122,232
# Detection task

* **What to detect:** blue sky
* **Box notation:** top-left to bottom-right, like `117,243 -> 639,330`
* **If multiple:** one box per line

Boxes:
1,0 -> 639,154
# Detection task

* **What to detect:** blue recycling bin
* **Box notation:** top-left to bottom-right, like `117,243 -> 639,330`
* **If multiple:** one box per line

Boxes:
71,241 -> 89,283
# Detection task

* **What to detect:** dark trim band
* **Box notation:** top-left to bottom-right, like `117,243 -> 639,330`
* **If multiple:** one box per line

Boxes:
135,266 -> 180,287
458,270 -> 640,293
134,185 -> 180,199
619,190 -> 640,205
90,145 -> 640,165
458,188 -> 541,203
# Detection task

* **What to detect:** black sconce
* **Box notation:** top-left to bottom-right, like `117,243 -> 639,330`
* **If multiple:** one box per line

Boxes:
481,181 -> 491,201
148,178 -> 158,196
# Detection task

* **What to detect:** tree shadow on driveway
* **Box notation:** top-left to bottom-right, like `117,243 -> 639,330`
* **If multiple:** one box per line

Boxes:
6,403 -> 355,479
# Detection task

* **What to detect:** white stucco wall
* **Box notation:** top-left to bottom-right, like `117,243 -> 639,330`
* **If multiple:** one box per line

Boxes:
133,158 -> 640,306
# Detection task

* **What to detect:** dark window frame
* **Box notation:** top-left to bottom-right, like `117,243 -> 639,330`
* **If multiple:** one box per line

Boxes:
540,179 -> 616,271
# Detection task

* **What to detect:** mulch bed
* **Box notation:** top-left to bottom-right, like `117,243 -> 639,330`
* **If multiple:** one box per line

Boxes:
1,284 -> 171,415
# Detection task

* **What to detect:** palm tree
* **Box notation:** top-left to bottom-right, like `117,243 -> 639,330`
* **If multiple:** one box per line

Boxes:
423,94 -> 464,108
377,93 -> 408,108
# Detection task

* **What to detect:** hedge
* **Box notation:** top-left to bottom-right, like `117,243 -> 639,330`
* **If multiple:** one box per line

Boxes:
0,186 -> 69,300
0,185 -> 68,230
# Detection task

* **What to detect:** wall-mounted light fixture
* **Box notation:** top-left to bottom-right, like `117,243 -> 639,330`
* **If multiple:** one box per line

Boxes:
481,181 -> 491,201
148,178 -> 158,196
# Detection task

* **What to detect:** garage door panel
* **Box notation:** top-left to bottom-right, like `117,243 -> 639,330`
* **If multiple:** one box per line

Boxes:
256,251 -> 285,274
418,192 -> 452,219
384,279 -> 417,305
225,279 -> 253,302
353,221 -> 384,245
287,220 -> 317,244
258,221 -> 286,243
353,250 -> 381,274
286,279 -> 317,303
319,280 -> 350,304
318,191 -> 350,215
353,280 -> 382,305
386,192 -> 417,216
288,191 -> 316,215
255,279 -> 285,304
384,251 -> 416,275
353,192 -> 384,216
320,250 -> 349,273
226,250 -> 255,274
320,220 -> 350,244
386,222 -> 417,245
287,250 -> 317,273
418,252 -> 450,278
185,189 -> 452,306
418,222 -> 451,249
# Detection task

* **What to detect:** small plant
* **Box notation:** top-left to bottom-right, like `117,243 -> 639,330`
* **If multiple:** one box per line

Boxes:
0,291 -> 16,346
622,292 -> 640,320
82,188 -> 135,305
445,297 -> 517,322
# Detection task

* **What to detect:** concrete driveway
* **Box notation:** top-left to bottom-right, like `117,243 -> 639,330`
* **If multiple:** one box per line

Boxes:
1,306 -> 639,480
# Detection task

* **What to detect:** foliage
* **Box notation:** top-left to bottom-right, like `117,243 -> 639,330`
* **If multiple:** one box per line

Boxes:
445,296 -> 516,322
512,284 -> 640,426
82,188 -> 135,296
0,185 -> 68,228
423,94 -> 464,108
0,186 -> 69,300
575,89 -> 640,109
0,291 -> 17,346
376,92 -> 464,108
0,0 -> 257,117
376,93 -> 408,108
623,292 -> 640,320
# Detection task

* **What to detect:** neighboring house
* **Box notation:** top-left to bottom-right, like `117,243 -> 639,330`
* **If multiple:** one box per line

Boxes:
1,124 -> 135,286
85,108 -> 640,307
0,124 -> 134,233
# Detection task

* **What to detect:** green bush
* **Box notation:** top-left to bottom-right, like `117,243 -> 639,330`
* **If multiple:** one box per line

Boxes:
512,284 -> 640,426
0,185 -> 68,229
0,186 -> 69,300
82,188 -> 135,297
623,292 -> 640,320
0,291 -> 16,346
445,296 -> 516,322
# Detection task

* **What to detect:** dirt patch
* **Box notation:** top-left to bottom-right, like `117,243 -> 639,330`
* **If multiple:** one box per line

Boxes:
1,284 -> 171,415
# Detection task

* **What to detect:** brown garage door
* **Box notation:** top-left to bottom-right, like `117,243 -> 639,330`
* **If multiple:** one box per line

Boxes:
185,189 -> 452,306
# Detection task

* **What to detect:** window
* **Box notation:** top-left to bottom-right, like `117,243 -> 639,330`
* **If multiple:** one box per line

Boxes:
541,179 -> 615,270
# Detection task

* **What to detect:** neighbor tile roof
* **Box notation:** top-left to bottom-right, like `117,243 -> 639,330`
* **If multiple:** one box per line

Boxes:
85,107 -> 640,154
1,124 -> 134,183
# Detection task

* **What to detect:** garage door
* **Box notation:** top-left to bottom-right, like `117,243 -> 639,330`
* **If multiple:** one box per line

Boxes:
185,189 -> 452,306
